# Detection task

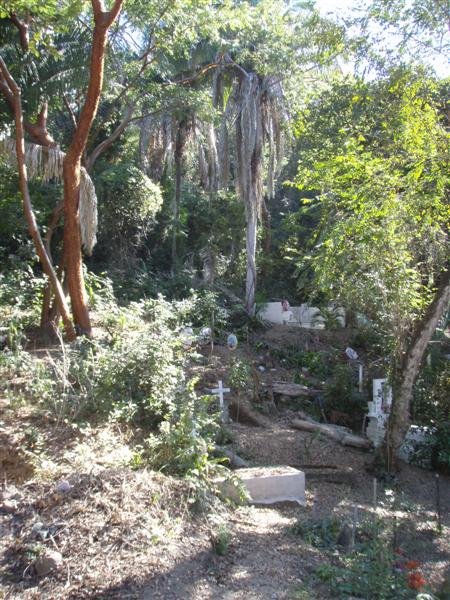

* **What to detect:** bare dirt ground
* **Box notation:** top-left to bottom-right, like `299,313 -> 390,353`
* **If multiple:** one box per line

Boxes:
1,393 -> 449,600
1,327 -> 449,599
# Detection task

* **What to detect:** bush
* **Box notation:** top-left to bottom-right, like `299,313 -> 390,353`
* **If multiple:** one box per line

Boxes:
296,517 -> 423,599
96,163 -> 163,264
324,363 -> 365,420
432,422 -> 450,474
140,380 -> 220,476
88,298 -> 186,426
0,263 -> 46,349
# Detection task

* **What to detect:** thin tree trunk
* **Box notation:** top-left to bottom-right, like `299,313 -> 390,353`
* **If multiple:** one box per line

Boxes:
40,201 -> 64,329
261,196 -> 271,254
245,205 -> 258,316
0,56 -> 76,341
171,151 -> 182,273
388,266 -> 450,469
63,0 -> 123,335
171,122 -> 186,274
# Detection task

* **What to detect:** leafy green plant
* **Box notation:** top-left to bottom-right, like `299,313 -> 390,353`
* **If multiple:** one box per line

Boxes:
95,162 -> 163,264
292,516 -> 342,548
324,363 -> 365,420
298,517 -> 422,599
228,357 -> 252,391
210,523 -> 231,556
138,380 -> 220,477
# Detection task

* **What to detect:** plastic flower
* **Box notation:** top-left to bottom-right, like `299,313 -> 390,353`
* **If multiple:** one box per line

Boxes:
407,572 -> 426,590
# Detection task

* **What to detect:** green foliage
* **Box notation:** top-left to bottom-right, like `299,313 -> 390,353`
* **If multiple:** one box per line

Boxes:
228,357 -> 252,391
296,517 -> 419,599
139,381 -> 220,476
292,68 -> 449,359
273,347 -> 330,380
175,289 -> 230,333
292,516 -> 342,548
433,422 -> 450,473
324,363 -> 365,418
96,163 -> 163,263
0,262 -> 46,346
210,523 -> 231,556
316,545 -> 414,599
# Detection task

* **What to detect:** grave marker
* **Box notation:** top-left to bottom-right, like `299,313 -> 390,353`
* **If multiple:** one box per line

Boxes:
212,380 -> 231,423
219,466 -> 306,506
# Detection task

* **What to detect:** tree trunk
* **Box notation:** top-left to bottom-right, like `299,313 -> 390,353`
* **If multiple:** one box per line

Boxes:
40,201 -> 64,330
171,121 -> 187,274
171,143 -> 182,274
0,57 -> 76,341
261,197 -> 271,255
245,204 -> 258,316
388,266 -> 450,468
62,0 -> 123,335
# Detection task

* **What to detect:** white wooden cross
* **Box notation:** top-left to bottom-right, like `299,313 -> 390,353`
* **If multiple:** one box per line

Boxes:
212,380 -> 231,423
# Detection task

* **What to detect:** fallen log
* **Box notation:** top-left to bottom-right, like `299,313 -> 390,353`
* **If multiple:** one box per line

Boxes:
291,418 -> 348,441
305,469 -> 356,485
341,434 -> 372,450
215,446 -> 249,469
291,418 -> 372,450
269,382 -> 322,397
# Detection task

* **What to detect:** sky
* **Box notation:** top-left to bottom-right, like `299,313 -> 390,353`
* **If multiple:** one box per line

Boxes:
313,0 -> 450,78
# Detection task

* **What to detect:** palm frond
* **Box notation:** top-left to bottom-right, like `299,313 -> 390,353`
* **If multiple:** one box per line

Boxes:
0,137 -> 97,254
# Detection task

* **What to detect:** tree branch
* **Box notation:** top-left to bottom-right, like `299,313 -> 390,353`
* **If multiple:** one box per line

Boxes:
0,54 -> 76,340
63,94 -> 78,131
86,102 -> 135,171
9,13 -> 30,52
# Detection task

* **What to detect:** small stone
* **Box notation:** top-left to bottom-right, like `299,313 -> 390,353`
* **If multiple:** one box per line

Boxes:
257,365 -> 266,372
34,550 -> 63,577
56,480 -> 72,494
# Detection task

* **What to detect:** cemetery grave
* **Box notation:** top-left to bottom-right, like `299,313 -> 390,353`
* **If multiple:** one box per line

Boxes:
1,324 -> 449,600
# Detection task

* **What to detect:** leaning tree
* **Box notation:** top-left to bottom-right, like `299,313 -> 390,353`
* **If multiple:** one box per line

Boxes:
0,0 -> 123,338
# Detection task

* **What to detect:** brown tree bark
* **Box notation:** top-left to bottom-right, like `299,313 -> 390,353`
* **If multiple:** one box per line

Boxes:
40,201 -> 64,329
62,0 -> 123,335
0,56 -> 76,341
387,266 -> 450,469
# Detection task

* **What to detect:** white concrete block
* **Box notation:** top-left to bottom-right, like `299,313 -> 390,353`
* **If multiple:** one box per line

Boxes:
258,302 -> 283,325
258,302 -> 344,329
229,466 -> 305,505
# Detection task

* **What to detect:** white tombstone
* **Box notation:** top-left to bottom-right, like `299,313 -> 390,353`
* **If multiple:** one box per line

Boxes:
258,302 -> 345,329
258,302 -> 288,325
373,378 -> 392,413
212,380 -> 231,423
365,378 -> 393,447
219,466 -> 305,505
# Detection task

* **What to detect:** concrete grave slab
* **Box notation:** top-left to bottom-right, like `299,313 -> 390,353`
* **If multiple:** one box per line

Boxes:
220,466 -> 305,506
258,302 -> 345,329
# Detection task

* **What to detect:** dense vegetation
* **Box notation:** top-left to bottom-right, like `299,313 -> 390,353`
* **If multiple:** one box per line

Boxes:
0,1 -> 449,596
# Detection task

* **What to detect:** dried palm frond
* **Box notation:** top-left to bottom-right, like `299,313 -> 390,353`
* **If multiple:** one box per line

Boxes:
139,114 -> 173,181
0,138 -> 97,254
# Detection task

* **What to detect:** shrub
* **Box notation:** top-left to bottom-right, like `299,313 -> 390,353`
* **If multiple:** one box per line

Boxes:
141,380 -> 220,476
324,363 -> 365,420
96,163 -> 163,264
0,263 -> 46,346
